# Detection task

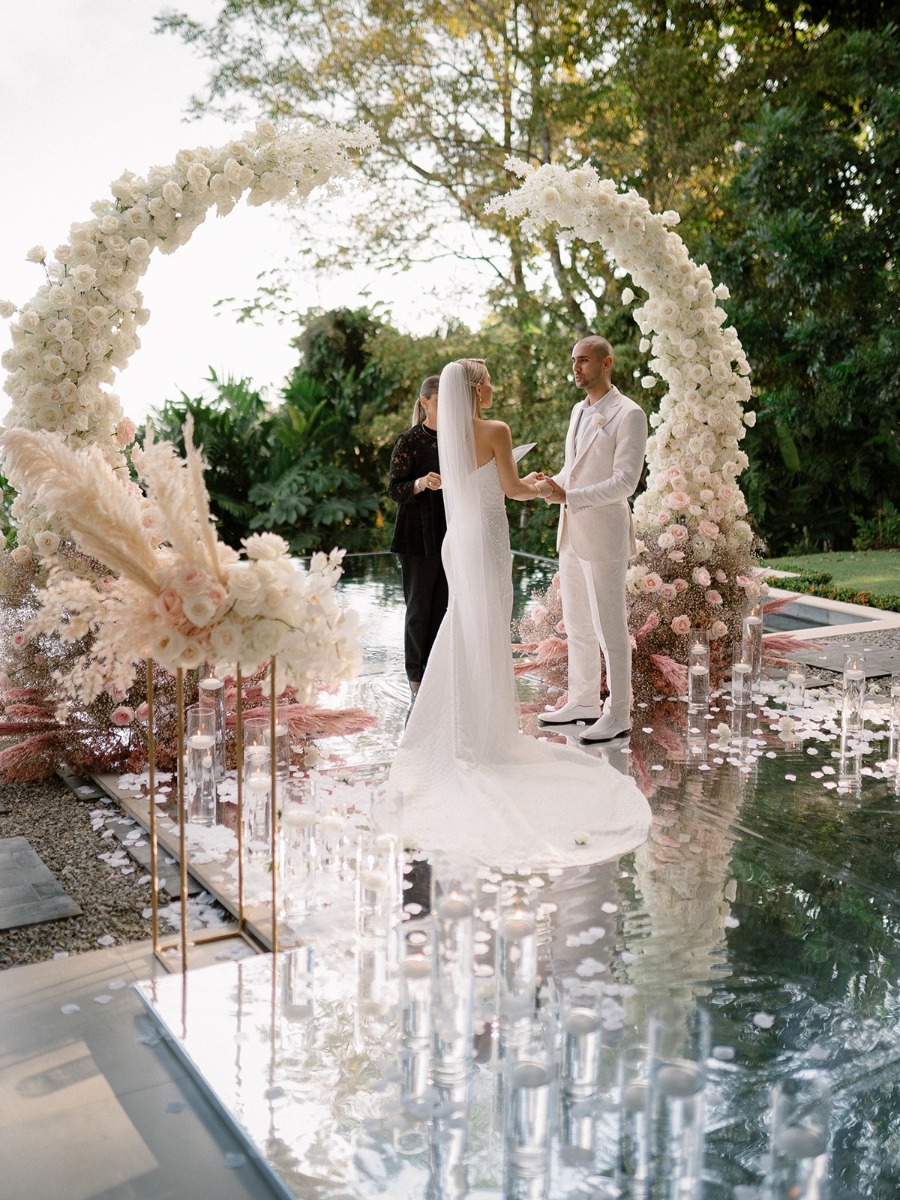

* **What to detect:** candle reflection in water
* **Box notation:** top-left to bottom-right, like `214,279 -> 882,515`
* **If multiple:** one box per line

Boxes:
764,1071 -> 831,1200
647,1002 -> 710,1199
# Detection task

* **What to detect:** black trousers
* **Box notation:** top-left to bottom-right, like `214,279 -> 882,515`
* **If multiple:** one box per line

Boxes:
398,553 -> 448,686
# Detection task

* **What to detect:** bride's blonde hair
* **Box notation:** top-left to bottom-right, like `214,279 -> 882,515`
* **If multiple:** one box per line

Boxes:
453,358 -> 488,421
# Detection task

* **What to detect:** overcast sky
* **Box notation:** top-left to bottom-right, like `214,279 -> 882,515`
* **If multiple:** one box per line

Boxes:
0,0 -> 486,424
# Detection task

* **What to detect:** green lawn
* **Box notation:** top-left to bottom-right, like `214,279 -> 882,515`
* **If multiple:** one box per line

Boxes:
764,550 -> 900,600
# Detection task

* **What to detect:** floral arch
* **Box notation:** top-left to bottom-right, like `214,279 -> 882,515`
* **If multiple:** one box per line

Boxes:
493,160 -> 762,696
1,123 -> 760,718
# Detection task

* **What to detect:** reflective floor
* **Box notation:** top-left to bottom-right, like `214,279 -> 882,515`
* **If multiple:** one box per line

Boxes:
137,553 -> 900,1199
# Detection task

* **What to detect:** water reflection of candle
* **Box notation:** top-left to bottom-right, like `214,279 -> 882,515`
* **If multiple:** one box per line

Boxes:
501,916 -> 534,941
776,1124 -> 827,1159
689,664 -> 708,676
438,895 -> 474,921
623,1080 -> 648,1113
656,1061 -> 703,1097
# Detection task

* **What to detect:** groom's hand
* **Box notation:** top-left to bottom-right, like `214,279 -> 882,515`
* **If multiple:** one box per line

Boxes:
538,476 -> 565,505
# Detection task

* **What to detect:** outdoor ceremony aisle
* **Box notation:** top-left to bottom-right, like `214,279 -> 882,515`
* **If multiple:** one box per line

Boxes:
3,553 -> 900,1198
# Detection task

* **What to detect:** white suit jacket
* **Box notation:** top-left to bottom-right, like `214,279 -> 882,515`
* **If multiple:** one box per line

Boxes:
552,386 -> 648,562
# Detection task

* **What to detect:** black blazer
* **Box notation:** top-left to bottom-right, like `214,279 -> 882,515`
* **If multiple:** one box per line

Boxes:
388,424 -> 447,557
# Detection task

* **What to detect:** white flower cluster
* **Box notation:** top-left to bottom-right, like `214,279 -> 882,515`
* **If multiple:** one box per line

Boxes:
491,160 -> 759,637
0,426 -> 362,708
1,120 -> 376,550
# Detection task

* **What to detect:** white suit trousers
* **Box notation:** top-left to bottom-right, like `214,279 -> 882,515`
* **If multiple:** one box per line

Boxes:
559,529 -> 631,718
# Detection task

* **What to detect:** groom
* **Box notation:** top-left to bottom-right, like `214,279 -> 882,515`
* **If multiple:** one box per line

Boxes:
536,335 -> 648,743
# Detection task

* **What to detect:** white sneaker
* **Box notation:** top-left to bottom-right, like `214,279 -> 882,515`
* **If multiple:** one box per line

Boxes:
537,702 -> 602,727
578,712 -> 631,743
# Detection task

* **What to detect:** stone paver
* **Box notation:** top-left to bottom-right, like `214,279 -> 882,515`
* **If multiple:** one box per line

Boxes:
0,836 -> 82,930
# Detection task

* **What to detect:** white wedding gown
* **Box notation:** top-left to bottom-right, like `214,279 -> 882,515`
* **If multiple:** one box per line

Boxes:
385,387 -> 651,871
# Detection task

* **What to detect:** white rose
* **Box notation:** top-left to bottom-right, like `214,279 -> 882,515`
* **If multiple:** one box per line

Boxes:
25,245 -> 47,263
34,530 -> 61,556
0,299 -> 16,318
187,162 -> 211,191
162,180 -> 183,209
70,263 -> 97,291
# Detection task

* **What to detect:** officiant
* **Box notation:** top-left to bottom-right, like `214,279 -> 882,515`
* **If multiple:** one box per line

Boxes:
387,374 -> 447,705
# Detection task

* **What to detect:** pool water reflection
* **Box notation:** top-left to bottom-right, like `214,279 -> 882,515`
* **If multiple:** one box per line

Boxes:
138,553 -> 900,1199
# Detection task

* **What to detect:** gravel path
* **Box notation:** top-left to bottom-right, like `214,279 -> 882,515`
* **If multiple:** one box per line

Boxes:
0,777 -> 158,970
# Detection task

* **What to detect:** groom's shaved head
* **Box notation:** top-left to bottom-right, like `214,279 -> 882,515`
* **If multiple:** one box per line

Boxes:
578,334 -> 613,360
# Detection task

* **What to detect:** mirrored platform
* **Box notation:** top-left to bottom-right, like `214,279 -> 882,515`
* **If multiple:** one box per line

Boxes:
134,553 -> 900,1198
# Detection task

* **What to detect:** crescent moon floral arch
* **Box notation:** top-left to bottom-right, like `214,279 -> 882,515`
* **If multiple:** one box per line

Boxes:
0,122 -> 377,781
490,159 -> 772,699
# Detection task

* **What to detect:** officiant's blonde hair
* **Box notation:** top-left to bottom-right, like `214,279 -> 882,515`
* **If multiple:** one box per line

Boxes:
411,375 -> 440,426
453,358 -> 489,421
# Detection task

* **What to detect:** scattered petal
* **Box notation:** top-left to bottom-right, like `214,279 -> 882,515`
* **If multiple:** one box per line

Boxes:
752,1012 -> 775,1029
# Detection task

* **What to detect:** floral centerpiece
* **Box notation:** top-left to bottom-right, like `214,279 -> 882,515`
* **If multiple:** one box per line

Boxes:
493,161 -> 769,697
0,421 -> 362,709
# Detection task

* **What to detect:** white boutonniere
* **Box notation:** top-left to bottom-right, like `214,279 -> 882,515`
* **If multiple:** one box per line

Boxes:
592,410 -> 610,429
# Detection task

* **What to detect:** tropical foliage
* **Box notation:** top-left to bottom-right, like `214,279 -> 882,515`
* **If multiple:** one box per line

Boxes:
155,2 -> 898,554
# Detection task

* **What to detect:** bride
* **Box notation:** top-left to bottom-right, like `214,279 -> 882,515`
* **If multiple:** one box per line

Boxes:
385,358 -> 651,871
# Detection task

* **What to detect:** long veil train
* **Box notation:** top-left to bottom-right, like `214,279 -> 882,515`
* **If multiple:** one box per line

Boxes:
384,362 -> 651,871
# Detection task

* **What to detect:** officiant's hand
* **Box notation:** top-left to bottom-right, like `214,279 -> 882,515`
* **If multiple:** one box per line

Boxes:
414,472 -> 442,493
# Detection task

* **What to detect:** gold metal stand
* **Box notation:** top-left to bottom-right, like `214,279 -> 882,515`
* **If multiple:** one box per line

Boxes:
148,659 -> 280,973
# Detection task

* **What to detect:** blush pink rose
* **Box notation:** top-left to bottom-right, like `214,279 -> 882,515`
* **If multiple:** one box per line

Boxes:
154,589 -> 184,622
669,524 -> 689,542
673,578 -> 688,594
692,567 -> 712,588
643,573 -> 663,592
699,520 -> 720,540
667,550 -> 685,561
173,566 -> 209,596
715,569 -> 727,583
710,619 -> 728,639
656,510 -> 671,525
668,491 -> 690,510
12,631 -> 29,648
111,705 -> 135,726
705,590 -> 723,606
661,583 -> 677,601
671,614 -> 691,635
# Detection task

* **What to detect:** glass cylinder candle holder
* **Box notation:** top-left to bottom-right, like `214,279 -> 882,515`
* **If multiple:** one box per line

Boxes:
497,883 -> 538,1033
730,642 -> 753,706
185,704 -> 217,827
764,1072 -> 831,1200
503,1044 -> 554,1180
688,628 -> 709,669
648,1002 -> 710,1199
279,781 -> 318,921
559,979 -> 604,1100
841,653 -> 866,734
198,669 -> 226,778
617,1044 -> 651,1196
242,737 -> 272,862
890,673 -> 900,733
687,661 -> 709,710
432,865 -> 477,1085
785,661 -> 807,709
356,830 -> 399,942
742,606 -> 764,688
